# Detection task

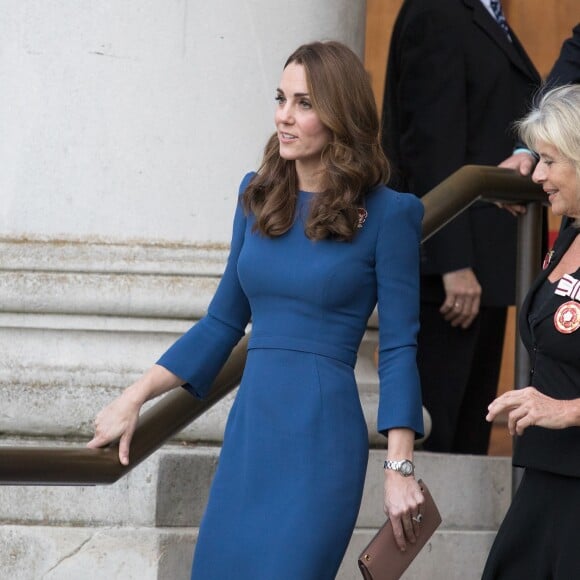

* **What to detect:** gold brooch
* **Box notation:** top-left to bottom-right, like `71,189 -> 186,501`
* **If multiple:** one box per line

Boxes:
357,207 -> 368,228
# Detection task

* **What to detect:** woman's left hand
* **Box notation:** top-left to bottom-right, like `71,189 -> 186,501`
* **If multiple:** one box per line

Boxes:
383,473 -> 425,551
486,386 -> 576,435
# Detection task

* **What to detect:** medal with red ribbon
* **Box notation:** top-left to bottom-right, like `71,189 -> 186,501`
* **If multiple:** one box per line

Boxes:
554,273 -> 580,301
554,300 -> 580,334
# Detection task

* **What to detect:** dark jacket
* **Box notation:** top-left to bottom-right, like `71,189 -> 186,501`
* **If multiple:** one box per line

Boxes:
382,0 -> 541,306
547,23 -> 580,88
513,225 -> 580,478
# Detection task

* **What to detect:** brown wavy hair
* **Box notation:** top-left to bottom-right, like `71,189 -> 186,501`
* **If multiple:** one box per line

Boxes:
243,41 -> 390,241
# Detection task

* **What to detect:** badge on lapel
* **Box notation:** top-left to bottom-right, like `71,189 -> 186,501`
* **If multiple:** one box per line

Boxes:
542,250 -> 555,270
554,301 -> 580,334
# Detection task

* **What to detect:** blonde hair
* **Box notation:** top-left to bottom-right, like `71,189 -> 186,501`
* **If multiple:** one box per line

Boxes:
517,84 -> 580,180
517,85 -> 580,227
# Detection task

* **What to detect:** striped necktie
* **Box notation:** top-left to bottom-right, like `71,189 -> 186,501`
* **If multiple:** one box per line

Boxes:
490,0 -> 510,36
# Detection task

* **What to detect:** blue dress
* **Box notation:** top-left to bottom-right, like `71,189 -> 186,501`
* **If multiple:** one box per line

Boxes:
157,173 -> 424,580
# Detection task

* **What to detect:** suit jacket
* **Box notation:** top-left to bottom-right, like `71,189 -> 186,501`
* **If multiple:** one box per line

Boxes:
546,23 -> 580,87
551,24 -> 580,235
382,0 -> 541,306
513,225 -> 580,477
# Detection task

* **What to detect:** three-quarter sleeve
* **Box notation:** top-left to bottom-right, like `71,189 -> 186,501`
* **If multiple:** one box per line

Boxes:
156,174 -> 254,398
375,192 -> 424,436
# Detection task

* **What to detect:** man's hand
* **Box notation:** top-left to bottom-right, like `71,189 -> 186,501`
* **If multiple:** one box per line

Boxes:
440,268 -> 481,329
494,152 -> 536,216
499,151 -> 535,176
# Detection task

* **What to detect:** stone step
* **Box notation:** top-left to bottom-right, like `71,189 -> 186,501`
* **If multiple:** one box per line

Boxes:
0,325 -> 408,447
357,450 -> 512,530
1,524 -> 496,580
0,443 -> 217,528
0,444 -> 510,579
336,450 -> 511,579
0,524 -> 495,580
0,445 -> 510,531
0,239 -> 410,449
0,525 -> 196,580
338,529 -> 496,580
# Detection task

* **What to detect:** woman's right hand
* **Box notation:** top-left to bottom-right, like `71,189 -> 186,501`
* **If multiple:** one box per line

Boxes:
87,386 -> 144,466
486,386 -> 580,435
87,365 -> 183,465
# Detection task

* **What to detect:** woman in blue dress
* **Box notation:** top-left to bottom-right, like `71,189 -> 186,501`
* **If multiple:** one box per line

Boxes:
88,41 -> 426,579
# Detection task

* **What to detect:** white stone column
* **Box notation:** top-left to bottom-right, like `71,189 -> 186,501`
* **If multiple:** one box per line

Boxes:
0,0 -> 367,440
1,0 -> 366,244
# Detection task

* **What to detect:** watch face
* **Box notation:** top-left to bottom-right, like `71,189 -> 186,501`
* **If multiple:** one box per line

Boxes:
400,460 -> 413,476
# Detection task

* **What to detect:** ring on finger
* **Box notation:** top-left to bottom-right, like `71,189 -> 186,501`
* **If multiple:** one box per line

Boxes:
412,513 -> 423,524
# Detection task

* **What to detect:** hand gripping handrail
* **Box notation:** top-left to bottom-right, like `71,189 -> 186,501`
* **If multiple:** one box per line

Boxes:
0,165 -> 545,485
421,164 -> 544,240
0,337 -> 248,485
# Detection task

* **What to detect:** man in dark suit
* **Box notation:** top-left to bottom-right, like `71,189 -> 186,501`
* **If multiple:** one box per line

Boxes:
547,23 -> 580,87
381,0 -> 540,454
502,23 -> 580,179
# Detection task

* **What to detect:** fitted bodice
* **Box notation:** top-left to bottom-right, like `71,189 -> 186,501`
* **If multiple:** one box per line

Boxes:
238,192 -> 379,366
157,173 -> 425,436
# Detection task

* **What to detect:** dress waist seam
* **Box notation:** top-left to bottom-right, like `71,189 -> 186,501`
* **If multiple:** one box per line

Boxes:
248,335 -> 356,367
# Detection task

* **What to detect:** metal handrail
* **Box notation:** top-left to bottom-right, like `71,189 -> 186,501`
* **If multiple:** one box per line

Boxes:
0,165 -> 545,485
0,337 -> 249,485
421,164 -> 544,239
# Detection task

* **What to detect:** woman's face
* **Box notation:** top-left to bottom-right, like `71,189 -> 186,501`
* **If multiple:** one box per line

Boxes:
532,140 -> 580,219
275,62 -> 331,179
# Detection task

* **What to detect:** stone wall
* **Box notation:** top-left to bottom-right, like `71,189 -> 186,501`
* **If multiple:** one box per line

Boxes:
0,0 -> 367,442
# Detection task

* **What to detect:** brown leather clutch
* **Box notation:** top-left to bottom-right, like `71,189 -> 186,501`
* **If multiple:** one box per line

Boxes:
358,479 -> 442,580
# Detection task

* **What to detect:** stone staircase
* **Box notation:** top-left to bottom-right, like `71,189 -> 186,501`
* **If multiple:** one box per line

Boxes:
339,451 -> 510,579
0,239 -> 511,579
1,326 -> 509,579
0,443 -> 510,579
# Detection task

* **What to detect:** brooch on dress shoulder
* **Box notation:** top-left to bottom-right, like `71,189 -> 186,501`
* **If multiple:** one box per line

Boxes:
357,207 -> 368,228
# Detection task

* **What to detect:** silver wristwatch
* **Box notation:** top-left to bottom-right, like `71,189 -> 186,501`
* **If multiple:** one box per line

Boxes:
383,459 -> 415,477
